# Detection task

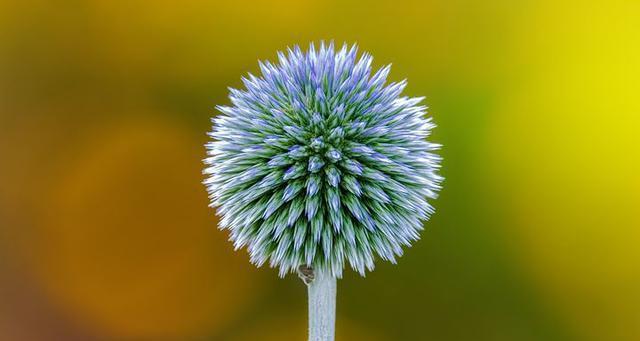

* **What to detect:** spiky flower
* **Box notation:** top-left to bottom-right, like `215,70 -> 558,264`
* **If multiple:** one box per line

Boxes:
204,42 -> 442,277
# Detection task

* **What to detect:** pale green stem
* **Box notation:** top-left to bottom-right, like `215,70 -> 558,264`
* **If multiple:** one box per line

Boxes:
307,269 -> 336,341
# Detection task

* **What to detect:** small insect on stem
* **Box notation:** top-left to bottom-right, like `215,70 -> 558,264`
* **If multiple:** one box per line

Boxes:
298,265 -> 315,285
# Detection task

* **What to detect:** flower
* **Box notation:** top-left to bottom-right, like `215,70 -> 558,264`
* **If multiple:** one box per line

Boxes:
204,42 -> 442,277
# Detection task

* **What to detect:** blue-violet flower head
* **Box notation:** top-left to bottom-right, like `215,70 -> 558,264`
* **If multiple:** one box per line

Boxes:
204,42 -> 442,277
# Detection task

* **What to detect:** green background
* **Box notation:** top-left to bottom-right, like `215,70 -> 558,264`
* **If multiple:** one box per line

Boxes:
1,0 -> 639,340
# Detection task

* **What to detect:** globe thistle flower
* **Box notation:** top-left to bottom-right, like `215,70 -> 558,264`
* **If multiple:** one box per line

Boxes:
204,42 -> 442,279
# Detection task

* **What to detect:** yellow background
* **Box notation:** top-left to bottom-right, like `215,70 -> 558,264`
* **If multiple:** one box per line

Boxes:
1,0 -> 639,340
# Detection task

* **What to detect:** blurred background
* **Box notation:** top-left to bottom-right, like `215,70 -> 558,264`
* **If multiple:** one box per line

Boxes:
1,0 -> 639,340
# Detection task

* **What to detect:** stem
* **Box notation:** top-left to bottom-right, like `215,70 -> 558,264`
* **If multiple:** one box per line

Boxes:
307,269 -> 336,341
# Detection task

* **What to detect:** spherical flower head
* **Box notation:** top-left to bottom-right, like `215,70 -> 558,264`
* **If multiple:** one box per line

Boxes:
204,42 -> 442,277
